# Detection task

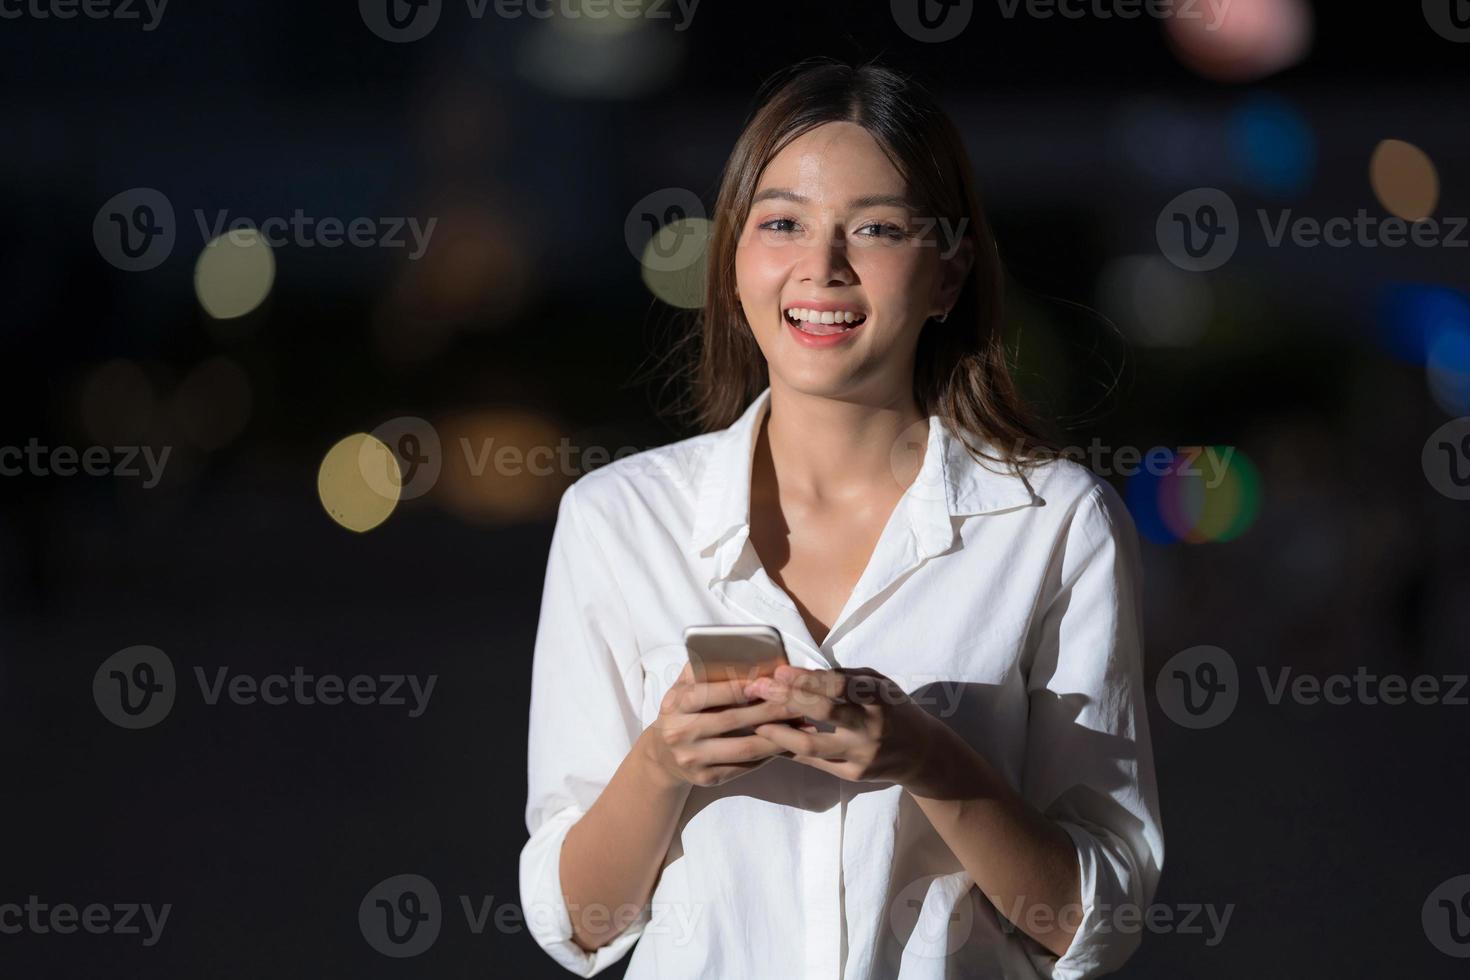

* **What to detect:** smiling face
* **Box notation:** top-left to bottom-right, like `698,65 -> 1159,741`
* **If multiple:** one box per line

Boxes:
734,120 -> 970,403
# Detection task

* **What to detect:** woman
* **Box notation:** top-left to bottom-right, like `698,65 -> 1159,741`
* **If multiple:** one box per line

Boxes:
520,57 -> 1163,979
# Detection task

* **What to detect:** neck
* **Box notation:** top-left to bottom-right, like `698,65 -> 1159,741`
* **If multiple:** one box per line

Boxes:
755,380 -> 929,505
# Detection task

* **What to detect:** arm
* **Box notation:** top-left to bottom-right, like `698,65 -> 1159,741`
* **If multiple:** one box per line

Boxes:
519,482 -> 668,976
904,720 -> 1083,957
558,729 -> 690,953
911,481 -> 1164,976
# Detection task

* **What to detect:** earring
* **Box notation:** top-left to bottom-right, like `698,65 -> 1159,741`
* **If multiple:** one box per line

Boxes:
936,309 -> 949,323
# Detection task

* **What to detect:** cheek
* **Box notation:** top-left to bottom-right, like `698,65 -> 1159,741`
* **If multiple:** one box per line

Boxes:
858,247 -> 937,313
735,239 -> 790,292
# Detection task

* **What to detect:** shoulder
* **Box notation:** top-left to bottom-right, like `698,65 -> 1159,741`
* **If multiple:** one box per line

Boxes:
1020,454 -> 1135,546
554,428 -> 720,531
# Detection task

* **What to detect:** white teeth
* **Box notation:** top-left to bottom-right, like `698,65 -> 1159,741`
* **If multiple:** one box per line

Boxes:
785,308 -> 866,324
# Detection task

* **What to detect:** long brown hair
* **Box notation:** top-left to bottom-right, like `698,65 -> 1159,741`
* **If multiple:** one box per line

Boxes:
667,56 -> 1057,471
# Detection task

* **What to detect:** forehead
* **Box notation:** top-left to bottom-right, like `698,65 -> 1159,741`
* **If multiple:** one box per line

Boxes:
754,121 -> 909,200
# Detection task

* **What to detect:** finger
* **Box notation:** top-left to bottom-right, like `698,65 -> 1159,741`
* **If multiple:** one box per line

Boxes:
698,733 -> 796,765
833,667 -> 895,706
715,699 -> 811,733
804,671 -> 856,704
676,677 -> 759,713
753,721 -> 850,761
824,701 -> 869,731
749,677 -> 844,716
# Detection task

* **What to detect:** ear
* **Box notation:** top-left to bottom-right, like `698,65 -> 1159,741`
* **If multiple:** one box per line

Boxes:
933,234 -> 975,318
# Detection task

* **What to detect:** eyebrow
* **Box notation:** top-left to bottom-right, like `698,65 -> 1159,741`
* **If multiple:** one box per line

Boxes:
750,188 -> 917,211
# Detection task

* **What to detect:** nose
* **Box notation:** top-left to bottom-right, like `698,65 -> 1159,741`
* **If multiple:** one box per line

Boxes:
795,224 -> 855,286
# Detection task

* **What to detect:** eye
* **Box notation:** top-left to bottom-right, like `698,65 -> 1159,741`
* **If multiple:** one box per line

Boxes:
857,221 -> 907,242
757,217 -> 798,234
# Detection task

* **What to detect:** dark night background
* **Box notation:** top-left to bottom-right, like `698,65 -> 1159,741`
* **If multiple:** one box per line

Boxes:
3,1 -> 1469,976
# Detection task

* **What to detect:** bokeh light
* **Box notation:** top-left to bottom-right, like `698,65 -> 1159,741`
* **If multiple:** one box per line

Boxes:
1377,283 -> 1470,364
431,410 -> 570,524
1229,95 -> 1315,196
318,433 -> 400,532
1127,447 -> 1262,544
1369,139 -> 1439,222
170,357 -> 253,451
376,202 -> 536,364
194,227 -> 276,320
640,216 -> 709,309
1097,254 -> 1213,348
1427,326 -> 1470,417
1165,0 -> 1312,83
517,0 -> 682,99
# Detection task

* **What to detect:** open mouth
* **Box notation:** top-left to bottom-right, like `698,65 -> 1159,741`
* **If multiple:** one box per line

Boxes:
783,308 -> 867,336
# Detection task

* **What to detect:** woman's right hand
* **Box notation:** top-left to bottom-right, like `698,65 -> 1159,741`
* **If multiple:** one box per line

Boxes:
640,662 -> 803,789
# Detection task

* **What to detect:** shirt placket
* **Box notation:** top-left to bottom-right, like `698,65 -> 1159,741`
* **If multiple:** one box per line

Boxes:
795,770 -> 844,980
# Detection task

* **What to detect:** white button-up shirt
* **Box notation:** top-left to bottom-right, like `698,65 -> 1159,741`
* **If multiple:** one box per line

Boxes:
520,386 -> 1164,979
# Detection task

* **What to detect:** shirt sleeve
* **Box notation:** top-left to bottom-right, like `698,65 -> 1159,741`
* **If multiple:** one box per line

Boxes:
519,480 -> 651,976
1019,480 -> 1166,979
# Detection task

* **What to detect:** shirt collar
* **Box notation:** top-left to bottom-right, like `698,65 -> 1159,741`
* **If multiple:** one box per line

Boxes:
688,386 -> 1040,574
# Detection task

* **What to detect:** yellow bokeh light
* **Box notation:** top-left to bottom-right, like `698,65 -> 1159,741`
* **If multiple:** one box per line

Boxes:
318,433 -> 400,532
1370,139 -> 1439,222
640,216 -> 709,309
194,227 -> 276,320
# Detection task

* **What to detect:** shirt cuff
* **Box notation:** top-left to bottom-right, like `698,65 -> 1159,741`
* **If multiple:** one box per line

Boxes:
1026,820 -> 1141,980
519,804 -> 651,976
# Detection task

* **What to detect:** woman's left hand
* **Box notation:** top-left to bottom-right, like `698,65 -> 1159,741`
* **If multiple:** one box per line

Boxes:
744,664 -> 940,786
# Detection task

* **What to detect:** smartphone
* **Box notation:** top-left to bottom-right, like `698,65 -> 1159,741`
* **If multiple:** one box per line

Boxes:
683,624 -> 794,738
